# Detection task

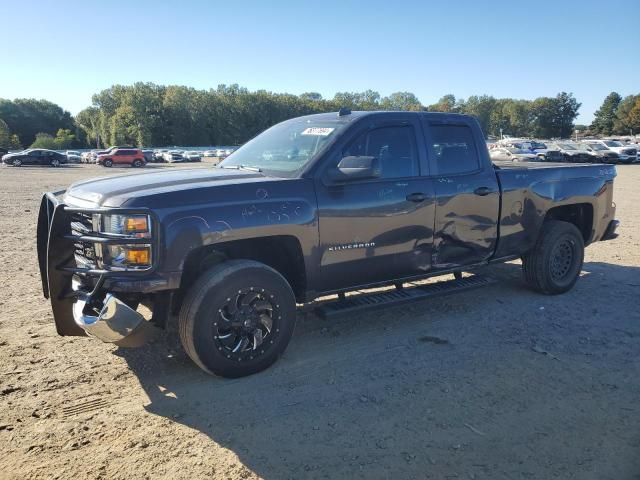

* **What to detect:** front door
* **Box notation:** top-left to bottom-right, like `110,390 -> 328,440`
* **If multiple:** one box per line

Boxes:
423,120 -> 500,269
315,120 -> 436,292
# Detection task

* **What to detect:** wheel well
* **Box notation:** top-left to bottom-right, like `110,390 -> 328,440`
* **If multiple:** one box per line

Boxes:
180,235 -> 307,302
545,203 -> 593,243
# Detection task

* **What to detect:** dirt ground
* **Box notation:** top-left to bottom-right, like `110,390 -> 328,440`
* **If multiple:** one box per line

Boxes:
1,162 -> 639,480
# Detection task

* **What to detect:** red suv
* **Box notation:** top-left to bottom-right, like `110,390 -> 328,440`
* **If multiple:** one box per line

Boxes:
97,148 -> 146,168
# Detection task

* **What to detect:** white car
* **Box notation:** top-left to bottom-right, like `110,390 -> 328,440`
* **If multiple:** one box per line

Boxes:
202,150 -> 217,157
162,150 -> 185,163
183,151 -> 202,162
585,140 -> 637,164
66,150 -> 82,163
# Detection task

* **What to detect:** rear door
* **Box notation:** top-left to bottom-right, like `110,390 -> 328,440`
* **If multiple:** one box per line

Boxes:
314,116 -> 436,292
423,118 -> 500,268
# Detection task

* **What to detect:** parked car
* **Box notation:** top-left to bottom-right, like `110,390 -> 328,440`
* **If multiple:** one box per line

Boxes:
141,150 -> 154,163
2,149 -> 66,167
97,148 -> 146,168
163,150 -> 185,163
526,141 -> 564,162
183,151 -> 202,162
153,150 -> 168,162
203,150 -> 217,157
215,148 -> 229,159
576,143 -> 620,164
489,147 -> 539,162
548,143 -> 595,163
38,111 -> 619,378
0,147 -> 8,159
65,151 -> 82,163
585,140 -> 636,164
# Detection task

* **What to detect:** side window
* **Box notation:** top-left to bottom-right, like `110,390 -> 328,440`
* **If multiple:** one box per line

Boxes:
430,124 -> 480,175
343,126 -> 419,179
31,150 -> 40,157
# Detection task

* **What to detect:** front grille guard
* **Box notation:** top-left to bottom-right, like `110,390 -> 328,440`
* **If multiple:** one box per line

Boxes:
37,192 -> 160,299
37,192 -> 161,336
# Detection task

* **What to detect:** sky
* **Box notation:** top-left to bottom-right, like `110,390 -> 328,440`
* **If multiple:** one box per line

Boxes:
1,0 -> 638,124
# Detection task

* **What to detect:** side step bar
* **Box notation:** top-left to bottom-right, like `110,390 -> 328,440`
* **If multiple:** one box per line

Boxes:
314,274 -> 495,319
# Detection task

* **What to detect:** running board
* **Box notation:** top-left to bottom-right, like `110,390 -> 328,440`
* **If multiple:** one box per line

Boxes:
314,274 -> 495,319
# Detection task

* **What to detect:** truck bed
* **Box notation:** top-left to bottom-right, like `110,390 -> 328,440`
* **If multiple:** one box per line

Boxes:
492,161 -> 617,258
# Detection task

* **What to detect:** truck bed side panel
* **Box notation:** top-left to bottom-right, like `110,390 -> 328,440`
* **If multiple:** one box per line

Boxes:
494,163 -> 616,258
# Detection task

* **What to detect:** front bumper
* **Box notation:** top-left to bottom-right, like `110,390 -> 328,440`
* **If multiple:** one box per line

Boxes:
601,220 -> 620,241
37,192 -> 161,343
72,293 -> 152,347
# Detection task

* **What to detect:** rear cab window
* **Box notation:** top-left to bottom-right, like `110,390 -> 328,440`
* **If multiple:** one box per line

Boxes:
427,124 -> 481,176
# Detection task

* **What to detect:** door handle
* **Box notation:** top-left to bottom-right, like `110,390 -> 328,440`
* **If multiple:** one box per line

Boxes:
474,186 -> 493,196
406,192 -> 426,202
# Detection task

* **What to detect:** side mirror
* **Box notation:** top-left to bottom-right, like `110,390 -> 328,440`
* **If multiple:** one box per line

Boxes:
327,155 -> 380,182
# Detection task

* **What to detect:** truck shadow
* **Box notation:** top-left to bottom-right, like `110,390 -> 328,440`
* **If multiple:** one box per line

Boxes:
114,260 -> 640,478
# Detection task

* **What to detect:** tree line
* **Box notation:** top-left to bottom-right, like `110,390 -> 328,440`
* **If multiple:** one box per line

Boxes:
1,84 -> 639,150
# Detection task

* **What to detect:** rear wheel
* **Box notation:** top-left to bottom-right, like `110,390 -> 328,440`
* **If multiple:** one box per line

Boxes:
103,159 -> 113,167
179,260 -> 296,378
132,159 -> 143,168
522,220 -> 584,294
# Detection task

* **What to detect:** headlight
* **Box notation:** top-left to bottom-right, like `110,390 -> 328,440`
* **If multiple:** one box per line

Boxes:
94,214 -> 153,270
100,214 -> 151,237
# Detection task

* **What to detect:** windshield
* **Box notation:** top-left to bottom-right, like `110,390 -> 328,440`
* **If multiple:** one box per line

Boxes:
219,117 -> 348,176
557,143 -> 576,150
603,140 -> 623,147
585,143 -> 606,151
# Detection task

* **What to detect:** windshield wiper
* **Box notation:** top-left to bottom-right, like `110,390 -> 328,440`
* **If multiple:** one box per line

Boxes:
218,164 -> 262,172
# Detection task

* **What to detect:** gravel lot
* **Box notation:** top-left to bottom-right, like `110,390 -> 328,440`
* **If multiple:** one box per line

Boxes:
1,163 -> 639,480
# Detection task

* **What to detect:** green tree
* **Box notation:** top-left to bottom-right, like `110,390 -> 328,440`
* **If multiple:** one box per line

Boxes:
613,95 -> 640,134
30,132 -> 57,149
53,128 -> 76,149
0,98 -> 74,146
0,118 -> 12,148
427,94 -> 458,112
591,92 -> 621,135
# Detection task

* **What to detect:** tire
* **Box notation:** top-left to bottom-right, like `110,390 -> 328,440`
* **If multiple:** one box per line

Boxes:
522,220 -> 584,295
50,158 -> 61,167
103,159 -> 113,167
13,158 -> 22,167
179,260 -> 296,378
132,159 -> 143,168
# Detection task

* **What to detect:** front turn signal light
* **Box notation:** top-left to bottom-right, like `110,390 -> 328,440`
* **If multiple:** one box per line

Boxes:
125,247 -> 151,265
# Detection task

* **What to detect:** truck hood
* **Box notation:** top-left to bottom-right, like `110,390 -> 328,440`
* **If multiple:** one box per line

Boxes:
64,167 -> 267,207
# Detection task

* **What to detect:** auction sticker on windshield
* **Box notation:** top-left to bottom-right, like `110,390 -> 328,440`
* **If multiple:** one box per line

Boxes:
301,127 -> 335,136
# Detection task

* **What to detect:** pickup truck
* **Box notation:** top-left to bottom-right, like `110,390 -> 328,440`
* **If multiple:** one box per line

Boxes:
37,111 -> 619,378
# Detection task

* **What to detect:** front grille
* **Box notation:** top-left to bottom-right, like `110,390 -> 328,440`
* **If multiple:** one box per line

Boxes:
70,212 -> 97,268
623,148 -> 637,156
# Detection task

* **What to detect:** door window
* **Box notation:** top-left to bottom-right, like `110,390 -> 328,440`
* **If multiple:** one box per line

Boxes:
343,126 -> 419,179
430,125 -> 480,175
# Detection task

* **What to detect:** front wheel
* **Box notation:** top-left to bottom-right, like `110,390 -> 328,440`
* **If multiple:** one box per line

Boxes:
50,158 -> 61,167
132,159 -> 143,168
103,159 -> 113,167
13,159 -> 22,167
522,220 -> 584,294
179,260 -> 296,378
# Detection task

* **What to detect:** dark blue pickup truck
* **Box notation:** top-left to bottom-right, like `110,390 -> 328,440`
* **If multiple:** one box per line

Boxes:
37,111 -> 619,377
